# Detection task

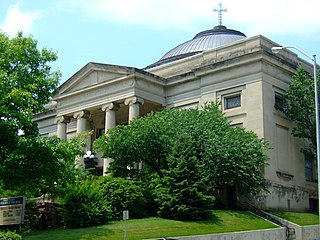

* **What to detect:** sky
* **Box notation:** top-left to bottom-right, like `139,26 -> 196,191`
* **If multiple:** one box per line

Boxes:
0,0 -> 319,84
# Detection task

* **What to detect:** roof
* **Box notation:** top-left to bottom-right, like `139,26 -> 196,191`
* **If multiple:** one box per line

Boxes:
146,25 -> 246,69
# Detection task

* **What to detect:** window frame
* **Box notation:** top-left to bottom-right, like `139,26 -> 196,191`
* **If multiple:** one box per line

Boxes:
305,153 -> 314,182
274,92 -> 284,111
223,93 -> 241,110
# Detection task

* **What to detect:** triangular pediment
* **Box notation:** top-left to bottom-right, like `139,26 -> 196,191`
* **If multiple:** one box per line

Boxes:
55,62 -> 136,96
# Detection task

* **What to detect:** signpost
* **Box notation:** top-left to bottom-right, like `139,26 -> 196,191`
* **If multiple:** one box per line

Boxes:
123,210 -> 129,240
0,196 -> 26,226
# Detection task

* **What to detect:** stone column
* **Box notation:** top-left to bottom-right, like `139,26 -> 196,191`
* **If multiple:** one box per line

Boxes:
124,97 -> 144,123
125,97 -> 144,170
55,116 -> 69,140
73,110 -> 91,168
73,110 -> 90,133
102,102 -> 119,132
101,103 -> 119,176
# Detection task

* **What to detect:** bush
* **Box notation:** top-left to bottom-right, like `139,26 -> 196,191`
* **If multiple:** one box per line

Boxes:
58,178 -> 109,228
18,200 -> 43,232
0,231 -> 22,240
97,177 -> 147,220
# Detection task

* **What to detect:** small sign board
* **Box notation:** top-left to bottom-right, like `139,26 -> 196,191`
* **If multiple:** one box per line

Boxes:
0,196 -> 26,226
123,210 -> 129,220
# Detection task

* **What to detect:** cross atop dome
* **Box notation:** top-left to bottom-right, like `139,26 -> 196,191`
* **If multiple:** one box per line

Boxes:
213,2 -> 227,26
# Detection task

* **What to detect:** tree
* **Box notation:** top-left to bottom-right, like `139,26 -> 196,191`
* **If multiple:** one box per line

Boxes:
203,127 -> 269,196
0,31 -> 60,138
94,103 -> 269,197
0,32 -> 86,197
0,135 -> 86,197
156,133 -> 215,220
282,67 -> 319,156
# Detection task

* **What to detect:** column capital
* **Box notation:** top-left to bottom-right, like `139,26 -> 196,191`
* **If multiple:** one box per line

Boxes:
54,115 -> 70,124
124,96 -> 144,106
73,110 -> 90,119
102,102 -> 119,112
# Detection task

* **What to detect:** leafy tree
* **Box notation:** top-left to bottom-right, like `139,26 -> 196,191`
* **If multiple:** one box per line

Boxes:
156,133 -> 215,220
203,127 -> 269,196
282,67 -> 319,156
94,104 -> 230,178
94,103 -> 269,197
0,31 -> 60,137
0,135 -> 86,197
0,32 -> 81,197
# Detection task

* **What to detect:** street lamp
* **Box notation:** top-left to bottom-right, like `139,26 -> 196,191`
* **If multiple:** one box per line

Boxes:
272,46 -> 319,219
83,150 -> 96,170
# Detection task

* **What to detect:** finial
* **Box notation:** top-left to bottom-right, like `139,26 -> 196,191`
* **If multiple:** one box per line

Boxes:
213,2 -> 227,26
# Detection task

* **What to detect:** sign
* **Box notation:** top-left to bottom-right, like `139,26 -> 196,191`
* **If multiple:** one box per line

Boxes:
123,210 -> 129,240
0,196 -> 26,225
123,210 -> 129,220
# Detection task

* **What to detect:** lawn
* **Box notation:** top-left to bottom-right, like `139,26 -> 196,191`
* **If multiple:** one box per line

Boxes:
270,211 -> 319,226
23,210 -> 278,240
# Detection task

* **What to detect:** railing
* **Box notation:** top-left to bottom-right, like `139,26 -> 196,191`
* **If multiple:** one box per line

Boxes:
239,202 -> 296,240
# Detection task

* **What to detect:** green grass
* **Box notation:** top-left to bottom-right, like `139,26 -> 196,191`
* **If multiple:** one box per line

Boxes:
270,211 -> 319,226
23,210 -> 278,240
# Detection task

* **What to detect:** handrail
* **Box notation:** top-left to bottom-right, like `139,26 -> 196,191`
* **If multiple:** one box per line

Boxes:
239,202 -> 296,240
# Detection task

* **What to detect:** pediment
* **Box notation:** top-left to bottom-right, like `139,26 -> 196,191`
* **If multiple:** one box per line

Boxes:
56,62 -> 134,96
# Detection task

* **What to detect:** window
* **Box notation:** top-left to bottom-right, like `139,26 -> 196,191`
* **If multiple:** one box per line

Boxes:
224,94 -> 241,110
230,123 -> 243,128
275,93 -> 284,111
305,154 -> 314,182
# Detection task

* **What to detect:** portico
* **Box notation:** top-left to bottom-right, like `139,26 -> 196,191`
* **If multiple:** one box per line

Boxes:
46,63 -> 165,174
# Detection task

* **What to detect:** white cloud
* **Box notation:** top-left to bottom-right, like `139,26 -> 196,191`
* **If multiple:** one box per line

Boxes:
226,0 -> 320,37
64,0 -> 213,31
0,3 -> 42,36
64,0 -> 320,36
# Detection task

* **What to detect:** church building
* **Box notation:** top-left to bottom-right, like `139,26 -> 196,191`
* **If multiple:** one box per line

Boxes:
33,7 -> 318,212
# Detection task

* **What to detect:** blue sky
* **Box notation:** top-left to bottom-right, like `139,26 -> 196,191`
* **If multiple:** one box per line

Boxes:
1,0 -> 320,84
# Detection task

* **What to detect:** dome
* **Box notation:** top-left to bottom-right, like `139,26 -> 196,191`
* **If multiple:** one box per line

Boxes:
146,25 -> 246,69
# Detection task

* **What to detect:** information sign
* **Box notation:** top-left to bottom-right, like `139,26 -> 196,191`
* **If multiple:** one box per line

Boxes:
0,196 -> 26,225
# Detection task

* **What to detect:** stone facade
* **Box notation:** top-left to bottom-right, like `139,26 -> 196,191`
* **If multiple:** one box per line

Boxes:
33,35 -> 318,211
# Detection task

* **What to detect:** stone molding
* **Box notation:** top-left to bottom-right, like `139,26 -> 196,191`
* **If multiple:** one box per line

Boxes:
101,102 -> 120,112
73,110 -> 90,119
54,115 -> 70,124
124,96 -> 144,106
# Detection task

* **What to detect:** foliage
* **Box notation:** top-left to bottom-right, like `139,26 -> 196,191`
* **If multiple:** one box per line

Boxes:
156,133 -> 215,220
0,134 -> 86,197
18,200 -> 43,233
0,31 -> 60,137
0,32 -> 71,197
282,67 -> 319,156
203,127 -> 269,196
94,103 -> 269,197
137,173 -> 163,216
0,231 -> 22,240
97,176 -> 146,220
58,178 -> 109,228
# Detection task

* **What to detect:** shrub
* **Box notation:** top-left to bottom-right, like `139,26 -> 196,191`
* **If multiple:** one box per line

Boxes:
19,200 -> 43,232
0,231 -> 22,240
97,177 -> 147,220
58,178 -> 109,228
